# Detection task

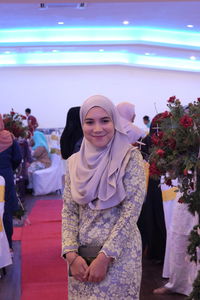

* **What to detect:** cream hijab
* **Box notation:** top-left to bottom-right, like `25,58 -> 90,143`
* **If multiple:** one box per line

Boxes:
116,102 -> 135,122
116,102 -> 146,143
68,95 -> 133,210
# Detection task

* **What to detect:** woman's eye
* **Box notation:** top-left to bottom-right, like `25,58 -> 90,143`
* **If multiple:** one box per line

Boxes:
85,120 -> 93,125
102,119 -> 110,123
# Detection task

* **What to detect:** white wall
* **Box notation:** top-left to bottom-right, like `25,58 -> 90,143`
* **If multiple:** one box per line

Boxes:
1,65 -> 200,130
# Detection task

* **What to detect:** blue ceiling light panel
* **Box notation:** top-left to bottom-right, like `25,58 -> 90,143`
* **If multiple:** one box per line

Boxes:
0,27 -> 199,71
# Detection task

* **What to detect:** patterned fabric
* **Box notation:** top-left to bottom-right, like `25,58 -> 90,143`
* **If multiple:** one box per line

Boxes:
28,161 -> 46,173
62,149 -> 145,300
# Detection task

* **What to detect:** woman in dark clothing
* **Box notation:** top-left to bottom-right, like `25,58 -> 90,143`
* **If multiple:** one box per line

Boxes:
16,137 -> 32,199
138,114 -> 166,263
60,107 -> 83,160
0,114 -> 22,249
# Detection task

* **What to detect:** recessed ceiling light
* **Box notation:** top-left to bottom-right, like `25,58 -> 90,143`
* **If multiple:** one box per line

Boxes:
4,51 -> 11,54
145,52 -> 150,56
190,56 -> 196,60
99,49 -> 104,52
187,25 -> 194,28
58,22 -> 64,25
123,21 -> 129,25
52,50 -> 59,53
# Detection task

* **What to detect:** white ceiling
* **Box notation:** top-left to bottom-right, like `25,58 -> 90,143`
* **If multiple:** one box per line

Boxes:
0,1 -> 200,70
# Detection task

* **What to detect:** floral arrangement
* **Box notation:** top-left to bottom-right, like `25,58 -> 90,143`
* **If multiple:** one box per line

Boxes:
149,96 -> 200,299
3,109 -> 29,138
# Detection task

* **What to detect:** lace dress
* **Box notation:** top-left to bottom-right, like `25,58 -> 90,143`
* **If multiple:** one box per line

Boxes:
62,149 -> 145,300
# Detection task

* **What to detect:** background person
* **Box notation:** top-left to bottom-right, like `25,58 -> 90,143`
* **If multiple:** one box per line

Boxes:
60,107 -> 83,160
62,95 -> 146,300
27,131 -> 51,190
143,115 -> 151,129
116,102 -> 146,143
0,114 -> 22,251
138,113 -> 167,263
25,108 -> 39,136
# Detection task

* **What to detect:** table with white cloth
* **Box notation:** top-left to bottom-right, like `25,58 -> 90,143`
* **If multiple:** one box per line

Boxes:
32,130 -> 66,196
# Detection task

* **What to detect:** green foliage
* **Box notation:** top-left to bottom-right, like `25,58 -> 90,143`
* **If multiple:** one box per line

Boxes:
149,97 -> 200,215
188,225 -> 200,263
149,96 -> 200,298
187,271 -> 200,300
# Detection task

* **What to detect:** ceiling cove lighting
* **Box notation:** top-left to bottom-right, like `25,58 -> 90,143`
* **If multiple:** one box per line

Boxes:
123,21 -> 129,25
132,54 -> 200,72
0,27 -> 200,49
0,51 -> 200,72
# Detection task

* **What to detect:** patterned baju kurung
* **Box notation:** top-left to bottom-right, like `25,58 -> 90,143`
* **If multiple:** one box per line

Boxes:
62,149 -> 145,300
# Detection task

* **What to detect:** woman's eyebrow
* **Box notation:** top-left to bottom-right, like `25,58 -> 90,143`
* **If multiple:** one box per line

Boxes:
84,117 -> 94,121
101,116 -> 111,120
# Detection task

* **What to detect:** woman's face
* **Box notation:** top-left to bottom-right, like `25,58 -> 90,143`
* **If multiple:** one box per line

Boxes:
83,106 -> 115,148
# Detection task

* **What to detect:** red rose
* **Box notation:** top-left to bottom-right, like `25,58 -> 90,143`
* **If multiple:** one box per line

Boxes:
151,134 -> 160,145
165,178 -> 172,186
168,96 -> 176,103
164,138 -> 176,150
158,131 -> 164,139
151,113 -> 163,127
179,115 -> 193,128
156,149 -> 165,157
178,196 -> 184,203
161,111 -> 171,118
197,97 -> 200,102
183,169 -> 188,176
151,132 -> 164,146
168,138 -> 176,149
149,162 -> 161,176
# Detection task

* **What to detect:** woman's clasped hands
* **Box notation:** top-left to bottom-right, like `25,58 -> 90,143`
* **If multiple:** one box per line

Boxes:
66,252 -> 111,283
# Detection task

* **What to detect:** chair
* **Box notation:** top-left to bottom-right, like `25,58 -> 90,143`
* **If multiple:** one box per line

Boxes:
0,176 -> 12,271
32,153 -> 63,196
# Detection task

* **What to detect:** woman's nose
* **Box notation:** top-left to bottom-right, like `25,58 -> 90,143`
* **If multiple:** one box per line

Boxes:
93,123 -> 102,132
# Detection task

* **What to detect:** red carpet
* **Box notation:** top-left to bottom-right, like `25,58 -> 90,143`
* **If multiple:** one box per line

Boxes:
21,199 -> 68,300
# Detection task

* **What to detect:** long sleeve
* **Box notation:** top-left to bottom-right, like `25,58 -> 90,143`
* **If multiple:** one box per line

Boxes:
62,170 -> 79,256
32,146 -> 45,159
32,146 -> 51,167
100,149 -> 146,259
11,140 -> 22,170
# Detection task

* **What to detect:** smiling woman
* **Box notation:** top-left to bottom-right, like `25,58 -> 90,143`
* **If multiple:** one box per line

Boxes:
62,94 -> 146,299
83,106 -> 115,148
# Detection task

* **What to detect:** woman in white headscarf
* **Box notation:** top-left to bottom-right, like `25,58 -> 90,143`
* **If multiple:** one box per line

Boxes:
116,102 -> 146,143
62,95 -> 146,300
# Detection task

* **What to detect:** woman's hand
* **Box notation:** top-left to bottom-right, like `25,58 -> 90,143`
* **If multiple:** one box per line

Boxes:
84,252 -> 112,283
70,256 -> 89,282
66,252 -> 88,282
